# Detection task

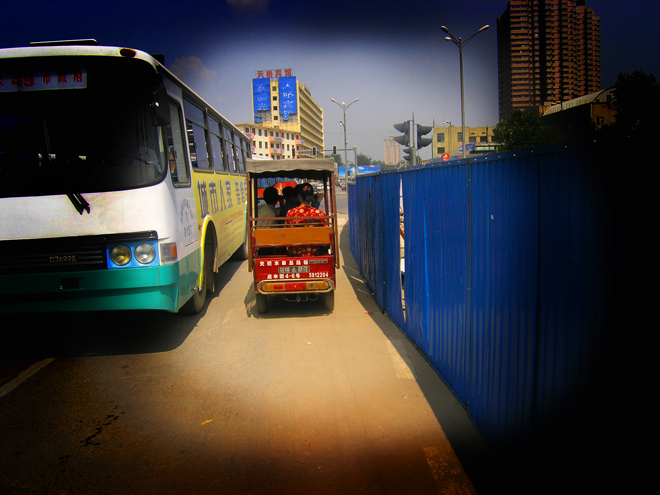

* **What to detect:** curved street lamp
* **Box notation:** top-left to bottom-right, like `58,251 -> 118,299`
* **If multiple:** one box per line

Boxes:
441,25 -> 489,158
330,98 -> 359,177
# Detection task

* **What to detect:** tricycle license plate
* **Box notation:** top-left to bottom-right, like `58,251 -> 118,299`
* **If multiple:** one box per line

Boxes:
278,266 -> 310,274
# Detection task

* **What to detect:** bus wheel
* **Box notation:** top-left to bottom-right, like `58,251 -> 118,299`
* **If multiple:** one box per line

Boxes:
182,246 -> 210,314
231,233 -> 249,261
256,293 -> 268,314
323,291 -> 335,311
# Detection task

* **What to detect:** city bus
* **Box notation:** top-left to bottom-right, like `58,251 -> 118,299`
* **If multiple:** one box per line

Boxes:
0,40 -> 250,314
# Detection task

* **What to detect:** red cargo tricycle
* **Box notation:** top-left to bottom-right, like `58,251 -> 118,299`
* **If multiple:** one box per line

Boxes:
246,158 -> 340,313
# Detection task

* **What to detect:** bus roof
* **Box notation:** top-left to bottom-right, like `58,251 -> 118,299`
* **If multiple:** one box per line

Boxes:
0,43 -> 159,68
0,41 -> 247,139
246,158 -> 336,179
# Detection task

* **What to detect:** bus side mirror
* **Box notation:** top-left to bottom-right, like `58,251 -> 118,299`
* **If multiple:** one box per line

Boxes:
152,85 -> 170,126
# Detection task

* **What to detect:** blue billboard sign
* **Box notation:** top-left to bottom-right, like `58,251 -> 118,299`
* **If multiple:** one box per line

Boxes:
278,76 -> 297,121
252,78 -> 270,123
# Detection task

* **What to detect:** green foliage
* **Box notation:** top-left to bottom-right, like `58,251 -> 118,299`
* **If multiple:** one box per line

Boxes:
326,153 -> 343,167
493,109 -> 557,152
605,70 -> 660,142
357,152 -> 372,165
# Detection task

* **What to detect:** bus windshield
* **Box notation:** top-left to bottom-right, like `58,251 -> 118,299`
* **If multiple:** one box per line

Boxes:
0,56 -> 167,198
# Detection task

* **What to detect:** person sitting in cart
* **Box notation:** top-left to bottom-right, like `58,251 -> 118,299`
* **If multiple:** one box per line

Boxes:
257,186 -> 280,225
278,186 -> 299,218
285,183 -> 328,257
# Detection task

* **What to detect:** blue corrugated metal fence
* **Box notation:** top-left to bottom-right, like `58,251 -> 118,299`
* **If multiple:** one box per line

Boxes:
348,142 -> 613,448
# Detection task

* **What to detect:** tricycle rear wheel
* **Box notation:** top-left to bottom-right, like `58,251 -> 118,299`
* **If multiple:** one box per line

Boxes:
256,293 -> 268,314
323,291 -> 335,311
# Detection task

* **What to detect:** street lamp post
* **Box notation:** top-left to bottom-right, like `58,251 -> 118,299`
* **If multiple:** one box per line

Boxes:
441,24 -> 489,159
330,98 -> 359,178
442,120 -> 452,157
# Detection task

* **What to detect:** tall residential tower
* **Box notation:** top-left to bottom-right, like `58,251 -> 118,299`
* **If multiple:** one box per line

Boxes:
497,0 -> 600,119
383,136 -> 400,166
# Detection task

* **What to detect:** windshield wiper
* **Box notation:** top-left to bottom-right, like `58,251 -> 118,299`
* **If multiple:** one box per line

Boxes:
67,193 -> 91,215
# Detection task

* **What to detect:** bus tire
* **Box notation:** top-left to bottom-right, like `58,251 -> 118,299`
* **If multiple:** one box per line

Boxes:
256,293 -> 268,314
231,239 -> 249,261
323,291 -> 335,311
181,245 -> 211,314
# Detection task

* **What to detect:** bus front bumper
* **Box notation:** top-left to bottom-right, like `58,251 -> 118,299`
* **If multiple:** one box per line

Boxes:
0,263 -> 186,313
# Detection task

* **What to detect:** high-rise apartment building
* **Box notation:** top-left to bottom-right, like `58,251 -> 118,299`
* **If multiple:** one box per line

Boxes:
497,0 -> 600,120
237,71 -> 324,159
383,136 -> 400,166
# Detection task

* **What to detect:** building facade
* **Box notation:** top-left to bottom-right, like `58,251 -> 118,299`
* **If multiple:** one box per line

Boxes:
497,0 -> 601,120
238,123 -> 300,160
383,136 -> 400,166
433,125 -> 498,158
242,71 -> 324,159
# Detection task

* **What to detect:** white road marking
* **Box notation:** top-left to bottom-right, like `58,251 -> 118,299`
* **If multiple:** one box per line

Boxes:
0,359 -> 55,399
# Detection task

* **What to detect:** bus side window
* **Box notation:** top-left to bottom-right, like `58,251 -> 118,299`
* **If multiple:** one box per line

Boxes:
184,99 -> 210,171
223,126 -> 236,173
209,118 -> 226,172
163,101 -> 190,186
234,133 -> 246,174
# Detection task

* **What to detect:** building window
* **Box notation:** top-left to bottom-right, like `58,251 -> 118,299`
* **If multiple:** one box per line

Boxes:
457,132 -> 463,142
437,133 -> 445,142
437,147 -> 445,155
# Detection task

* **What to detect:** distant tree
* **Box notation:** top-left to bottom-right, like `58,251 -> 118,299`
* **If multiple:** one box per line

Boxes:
599,70 -> 660,145
326,153 -> 343,167
493,109 -> 558,152
357,153 -> 373,165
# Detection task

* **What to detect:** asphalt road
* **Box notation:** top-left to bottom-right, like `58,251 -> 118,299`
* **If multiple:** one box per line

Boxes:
0,193 -> 492,495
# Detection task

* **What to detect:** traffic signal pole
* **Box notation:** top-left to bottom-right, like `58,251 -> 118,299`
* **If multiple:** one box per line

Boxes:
394,112 -> 432,167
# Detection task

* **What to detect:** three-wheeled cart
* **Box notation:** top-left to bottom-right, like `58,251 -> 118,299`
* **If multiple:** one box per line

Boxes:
246,158 -> 340,313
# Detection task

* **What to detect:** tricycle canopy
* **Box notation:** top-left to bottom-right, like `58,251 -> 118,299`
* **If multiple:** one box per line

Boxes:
245,158 -> 336,180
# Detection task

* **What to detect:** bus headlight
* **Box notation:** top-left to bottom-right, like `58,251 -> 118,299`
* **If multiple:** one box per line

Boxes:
110,245 -> 132,266
135,243 -> 156,264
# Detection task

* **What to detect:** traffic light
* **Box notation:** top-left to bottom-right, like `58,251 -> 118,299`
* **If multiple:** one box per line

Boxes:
333,145 -> 337,155
417,124 -> 433,149
403,147 -> 413,163
393,121 -> 411,147
312,146 -> 317,156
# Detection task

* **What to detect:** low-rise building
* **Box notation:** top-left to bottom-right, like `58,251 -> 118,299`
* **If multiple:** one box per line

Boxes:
433,125 -> 499,158
237,123 -> 300,160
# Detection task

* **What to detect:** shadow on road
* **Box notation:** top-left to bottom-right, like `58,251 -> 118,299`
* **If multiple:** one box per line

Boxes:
2,259 -> 244,361
335,210 -> 627,494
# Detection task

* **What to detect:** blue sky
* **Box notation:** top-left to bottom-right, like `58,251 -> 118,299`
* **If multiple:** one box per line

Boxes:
1,0 -> 658,161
